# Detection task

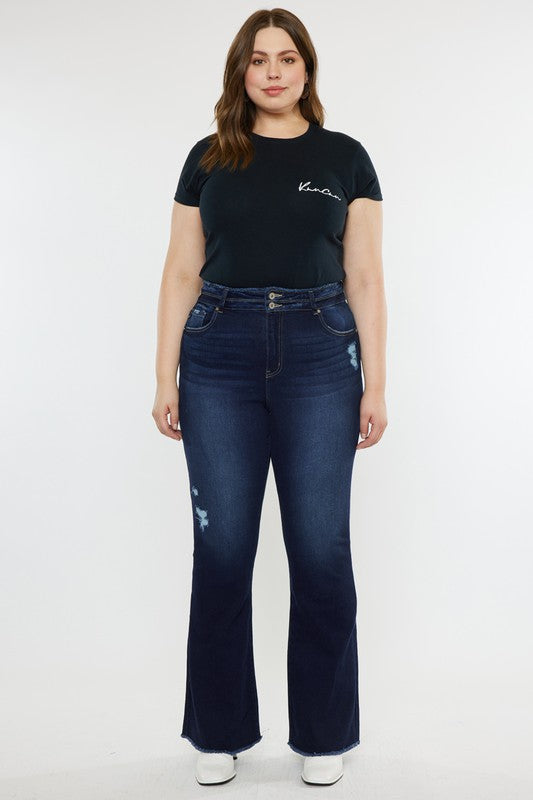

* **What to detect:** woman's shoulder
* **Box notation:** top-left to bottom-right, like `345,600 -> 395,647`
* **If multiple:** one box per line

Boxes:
182,132 -> 216,157
316,125 -> 364,153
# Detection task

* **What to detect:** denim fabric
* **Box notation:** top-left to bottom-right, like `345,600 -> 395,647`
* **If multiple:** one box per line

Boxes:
178,279 -> 363,757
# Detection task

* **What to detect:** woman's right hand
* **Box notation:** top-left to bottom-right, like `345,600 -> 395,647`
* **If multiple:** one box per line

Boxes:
152,381 -> 182,441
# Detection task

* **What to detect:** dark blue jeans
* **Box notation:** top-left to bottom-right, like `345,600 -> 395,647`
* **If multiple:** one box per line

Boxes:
178,279 -> 363,757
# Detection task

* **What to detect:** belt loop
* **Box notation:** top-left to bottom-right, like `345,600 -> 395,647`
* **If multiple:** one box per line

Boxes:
308,288 -> 318,311
218,286 -> 228,308
199,284 -> 228,308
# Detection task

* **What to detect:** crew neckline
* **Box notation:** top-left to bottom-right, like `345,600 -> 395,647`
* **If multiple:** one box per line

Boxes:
250,121 -> 314,142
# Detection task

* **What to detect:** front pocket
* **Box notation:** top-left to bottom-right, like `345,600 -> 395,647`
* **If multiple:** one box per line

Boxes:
315,299 -> 357,336
183,302 -> 221,334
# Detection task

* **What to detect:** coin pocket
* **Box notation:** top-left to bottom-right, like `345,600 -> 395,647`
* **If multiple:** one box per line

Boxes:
315,299 -> 357,336
183,302 -> 219,333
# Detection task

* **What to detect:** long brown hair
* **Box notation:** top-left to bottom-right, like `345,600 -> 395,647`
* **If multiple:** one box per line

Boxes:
198,8 -> 325,173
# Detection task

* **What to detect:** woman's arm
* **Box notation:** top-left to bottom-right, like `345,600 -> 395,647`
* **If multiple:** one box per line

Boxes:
152,201 -> 205,440
342,197 -> 388,448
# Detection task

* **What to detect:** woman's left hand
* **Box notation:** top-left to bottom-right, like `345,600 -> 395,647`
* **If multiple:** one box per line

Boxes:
356,389 -> 387,449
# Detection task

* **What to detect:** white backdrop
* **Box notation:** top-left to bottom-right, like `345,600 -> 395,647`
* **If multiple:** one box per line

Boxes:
1,1 -> 532,797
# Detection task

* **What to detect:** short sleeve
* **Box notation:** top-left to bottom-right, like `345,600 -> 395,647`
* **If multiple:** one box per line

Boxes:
347,141 -> 383,202
174,140 -> 206,206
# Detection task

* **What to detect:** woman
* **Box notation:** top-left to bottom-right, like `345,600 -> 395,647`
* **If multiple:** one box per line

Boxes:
152,8 -> 387,787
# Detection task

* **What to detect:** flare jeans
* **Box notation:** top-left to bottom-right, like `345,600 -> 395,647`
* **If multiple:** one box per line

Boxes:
177,279 -> 364,757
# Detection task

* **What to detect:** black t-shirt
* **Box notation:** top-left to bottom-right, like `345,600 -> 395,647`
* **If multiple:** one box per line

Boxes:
174,121 -> 382,288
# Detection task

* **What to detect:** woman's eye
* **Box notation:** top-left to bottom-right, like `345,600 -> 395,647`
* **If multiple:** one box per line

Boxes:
251,57 -> 296,65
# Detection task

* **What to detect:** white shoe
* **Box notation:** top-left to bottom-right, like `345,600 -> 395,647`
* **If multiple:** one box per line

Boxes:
301,754 -> 344,785
195,752 -> 237,785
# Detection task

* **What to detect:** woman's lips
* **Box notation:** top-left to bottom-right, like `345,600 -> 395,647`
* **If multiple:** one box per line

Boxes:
263,87 -> 285,95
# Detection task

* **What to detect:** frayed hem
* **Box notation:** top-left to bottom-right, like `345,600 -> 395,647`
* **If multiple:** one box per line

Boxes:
288,738 -> 360,756
181,732 -> 263,755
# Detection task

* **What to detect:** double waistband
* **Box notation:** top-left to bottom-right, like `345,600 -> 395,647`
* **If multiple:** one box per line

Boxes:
199,280 -> 345,310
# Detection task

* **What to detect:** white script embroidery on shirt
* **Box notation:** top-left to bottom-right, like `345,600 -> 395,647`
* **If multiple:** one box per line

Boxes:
298,181 -> 342,201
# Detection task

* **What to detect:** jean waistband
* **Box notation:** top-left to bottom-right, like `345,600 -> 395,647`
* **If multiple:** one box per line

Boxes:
199,280 -> 346,310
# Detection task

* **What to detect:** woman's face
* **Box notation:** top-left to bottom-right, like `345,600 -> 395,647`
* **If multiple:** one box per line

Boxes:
244,26 -> 308,114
